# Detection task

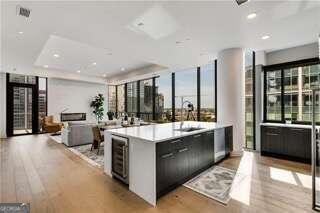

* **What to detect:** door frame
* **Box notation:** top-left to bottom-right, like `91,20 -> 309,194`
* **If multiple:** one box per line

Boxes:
6,74 -> 39,136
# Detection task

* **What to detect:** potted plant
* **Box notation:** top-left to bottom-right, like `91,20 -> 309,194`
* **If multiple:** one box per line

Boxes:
90,94 -> 104,123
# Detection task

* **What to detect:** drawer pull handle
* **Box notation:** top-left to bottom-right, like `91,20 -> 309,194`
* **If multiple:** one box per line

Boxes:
178,148 -> 188,153
194,135 -> 201,138
291,128 -> 304,131
267,133 -> 279,136
171,139 -> 181,144
161,153 -> 173,158
267,127 -> 278,130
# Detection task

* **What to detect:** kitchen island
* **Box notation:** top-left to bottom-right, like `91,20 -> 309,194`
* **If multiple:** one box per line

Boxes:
104,121 -> 232,206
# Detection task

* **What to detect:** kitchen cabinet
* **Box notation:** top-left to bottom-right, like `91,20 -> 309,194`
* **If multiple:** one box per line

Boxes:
202,131 -> 215,167
261,125 -> 311,163
225,126 -> 233,154
283,127 -> 311,160
156,129 -> 227,198
261,126 -> 283,155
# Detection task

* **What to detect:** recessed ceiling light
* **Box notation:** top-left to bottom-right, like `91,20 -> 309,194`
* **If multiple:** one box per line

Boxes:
18,31 -> 24,34
53,54 -> 60,58
261,35 -> 270,40
103,74 -> 107,77
77,70 -> 81,73
121,67 -> 125,71
92,62 -> 97,66
43,65 -> 49,68
247,13 -> 257,19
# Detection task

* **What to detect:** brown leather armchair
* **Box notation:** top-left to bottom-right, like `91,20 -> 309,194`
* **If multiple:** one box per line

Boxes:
43,116 -> 63,133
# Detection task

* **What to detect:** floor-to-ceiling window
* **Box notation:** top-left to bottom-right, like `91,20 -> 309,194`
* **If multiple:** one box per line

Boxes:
107,64 -> 217,122
175,67 -> 198,121
127,82 -> 138,117
155,74 -> 172,122
200,63 -> 216,122
108,85 -> 117,113
139,79 -> 153,121
117,84 -> 125,116
7,74 -> 47,136
244,51 -> 255,149
265,70 -> 282,121
38,77 -> 47,132
264,59 -> 320,124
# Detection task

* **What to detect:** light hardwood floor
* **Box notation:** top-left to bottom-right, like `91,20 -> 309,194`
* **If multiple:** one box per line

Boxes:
0,134 -> 315,213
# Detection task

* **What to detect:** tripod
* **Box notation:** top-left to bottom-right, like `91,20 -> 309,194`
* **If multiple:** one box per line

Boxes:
186,109 -> 196,121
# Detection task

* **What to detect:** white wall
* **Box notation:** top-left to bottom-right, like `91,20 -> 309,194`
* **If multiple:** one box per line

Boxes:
48,78 -> 107,123
217,48 -> 245,154
0,73 -> 6,138
266,42 -> 318,65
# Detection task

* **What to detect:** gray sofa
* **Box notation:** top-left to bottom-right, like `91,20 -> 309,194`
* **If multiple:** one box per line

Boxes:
61,121 -> 96,147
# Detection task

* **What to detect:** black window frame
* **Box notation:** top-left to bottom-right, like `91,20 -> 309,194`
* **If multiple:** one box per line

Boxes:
263,57 -> 320,125
6,73 -> 48,137
107,61 -> 218,123
244,51 -> 256,150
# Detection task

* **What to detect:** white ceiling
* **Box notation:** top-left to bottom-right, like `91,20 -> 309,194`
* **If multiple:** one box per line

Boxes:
1,1 -> 320,79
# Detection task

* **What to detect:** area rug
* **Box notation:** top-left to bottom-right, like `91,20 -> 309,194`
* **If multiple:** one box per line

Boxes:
68,144 -> 104,169
183,166 -> 246,204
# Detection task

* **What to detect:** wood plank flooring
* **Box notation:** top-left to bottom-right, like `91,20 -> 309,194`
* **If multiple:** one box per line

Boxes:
0,134 -> 315,213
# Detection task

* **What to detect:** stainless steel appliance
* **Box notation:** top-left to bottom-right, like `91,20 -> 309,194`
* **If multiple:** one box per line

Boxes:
111,135 -> 129,184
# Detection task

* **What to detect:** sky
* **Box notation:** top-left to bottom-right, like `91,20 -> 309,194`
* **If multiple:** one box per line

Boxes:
157,64 -> 215,109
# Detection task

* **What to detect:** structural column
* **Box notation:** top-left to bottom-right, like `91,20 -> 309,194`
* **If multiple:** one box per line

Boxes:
217,48 -> 245,154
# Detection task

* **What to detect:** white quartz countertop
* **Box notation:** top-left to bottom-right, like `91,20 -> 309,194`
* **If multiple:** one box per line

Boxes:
105,121 -> 231,143
260,122 -> 319,129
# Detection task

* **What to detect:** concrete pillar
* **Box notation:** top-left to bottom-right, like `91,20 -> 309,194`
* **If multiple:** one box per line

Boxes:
217,48 -> 244,154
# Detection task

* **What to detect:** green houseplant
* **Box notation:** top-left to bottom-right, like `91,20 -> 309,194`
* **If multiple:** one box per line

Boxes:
90,94 -> 104,123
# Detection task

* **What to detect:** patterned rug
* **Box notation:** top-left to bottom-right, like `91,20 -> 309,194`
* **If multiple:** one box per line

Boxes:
68,144 -> 104,169
184,166 -> 246,204
48,134 -> 104,169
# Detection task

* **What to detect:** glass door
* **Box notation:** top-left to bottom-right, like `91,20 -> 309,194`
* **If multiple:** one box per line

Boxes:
12,87 -> 33,135
7,84 -> 38,136
312,89 -> 320,211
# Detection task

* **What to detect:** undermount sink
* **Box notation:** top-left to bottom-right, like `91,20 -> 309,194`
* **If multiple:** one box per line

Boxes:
174,127 -> 204,132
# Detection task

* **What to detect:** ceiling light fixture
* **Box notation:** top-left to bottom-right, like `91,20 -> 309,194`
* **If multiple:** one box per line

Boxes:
92,62 -> 97,66
77,70 -> 81,73
53,53 -> 60,58
43,65 -> 49,68
247,13 -> 257,19
18,31 -> 24,34
103,74 -> 107,77
262,35 -> 270,40
121,67 -> 125,71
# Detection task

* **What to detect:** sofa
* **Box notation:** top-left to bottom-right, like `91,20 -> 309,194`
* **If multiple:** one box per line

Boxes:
61,121 -> 96,147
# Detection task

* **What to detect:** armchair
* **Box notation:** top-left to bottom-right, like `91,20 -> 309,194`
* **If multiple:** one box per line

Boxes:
43,116 -> 63,133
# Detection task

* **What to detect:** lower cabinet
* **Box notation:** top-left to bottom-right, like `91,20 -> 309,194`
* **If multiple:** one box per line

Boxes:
261,125 -> 311,163
156,131 -> 215,198
283,127 -> 311,160
261,126 -> 283,155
